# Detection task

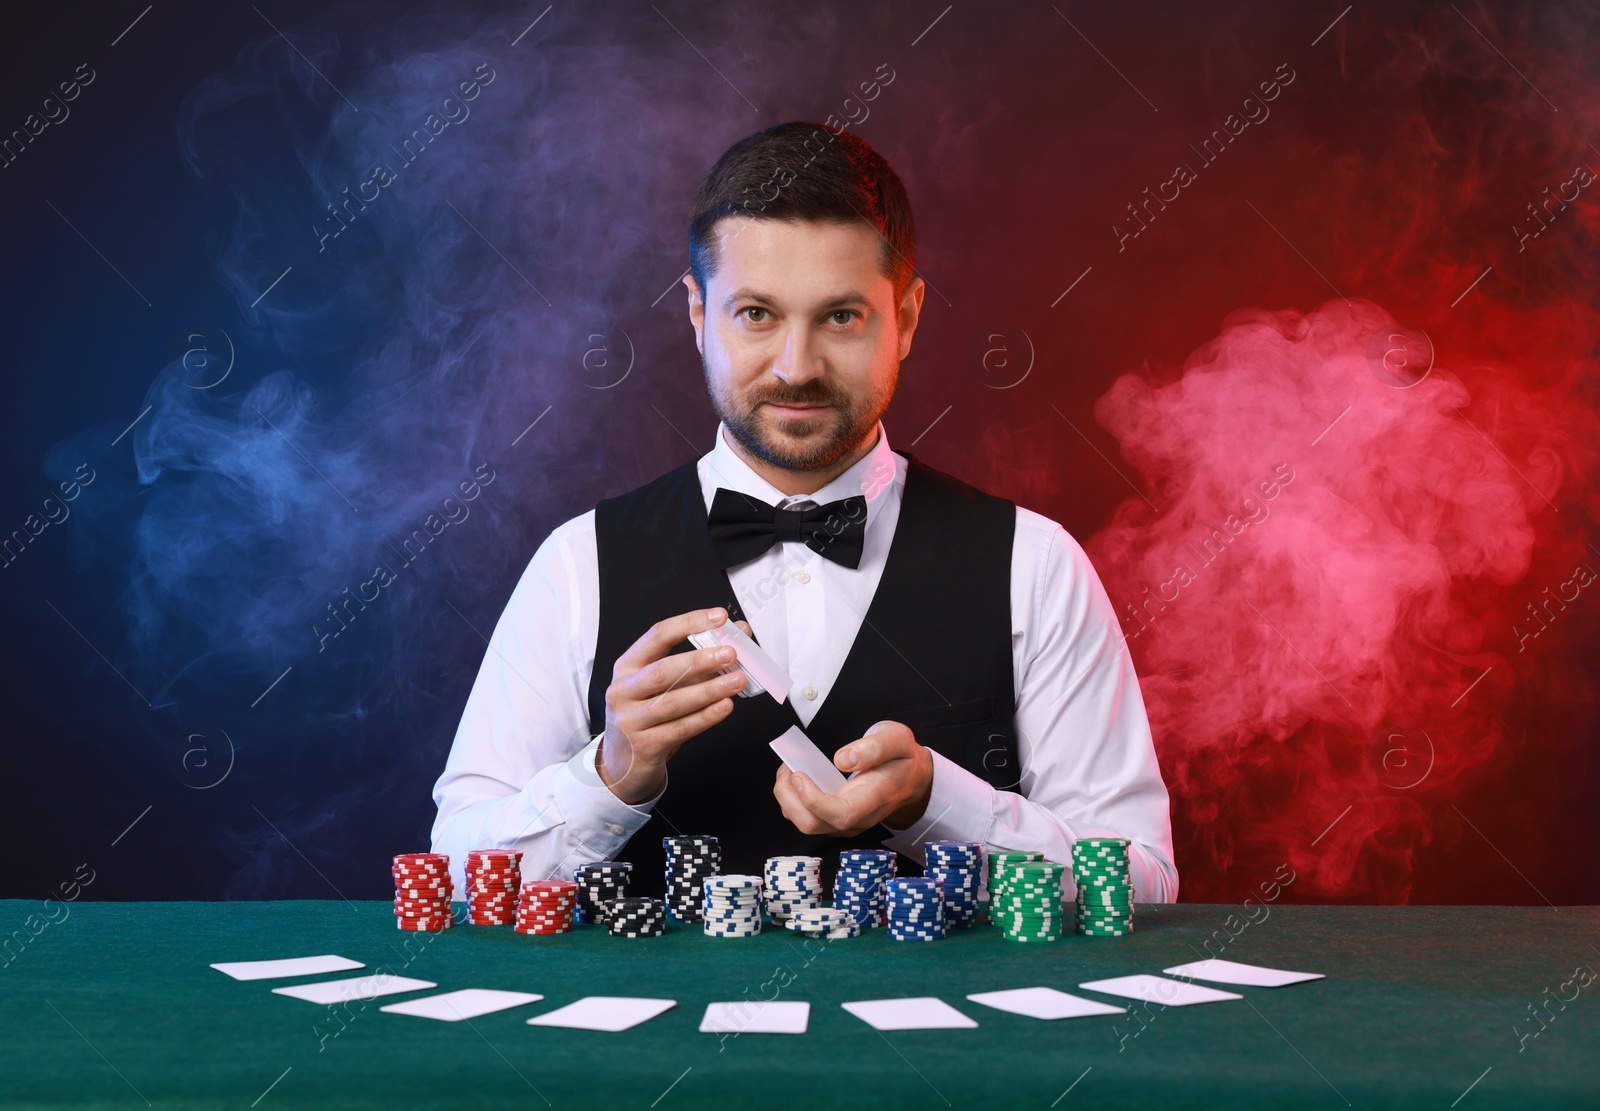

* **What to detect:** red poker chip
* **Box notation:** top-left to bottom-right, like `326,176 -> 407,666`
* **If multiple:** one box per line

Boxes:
394,852 -> 448,865
397,916 -> 452,931
395,903 -> 453,915
394,896 -> 452,907
394,875 -> 453,888
522,880 -> 578,892
514,925 -> 572,935
467,849 -> 522,861
469,895 -> 518,906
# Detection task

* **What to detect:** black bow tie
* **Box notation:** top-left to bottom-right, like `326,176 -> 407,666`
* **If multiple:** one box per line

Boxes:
706,488 -> 868,569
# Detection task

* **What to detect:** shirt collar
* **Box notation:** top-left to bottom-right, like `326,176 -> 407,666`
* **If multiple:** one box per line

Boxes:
701,420 -> 898,523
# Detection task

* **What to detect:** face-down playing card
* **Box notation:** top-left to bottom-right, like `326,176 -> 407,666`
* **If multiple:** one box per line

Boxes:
688,620 -> 790,702
769,726 -> 849,795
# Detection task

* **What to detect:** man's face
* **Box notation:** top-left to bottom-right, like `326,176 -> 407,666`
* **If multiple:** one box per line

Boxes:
686,217 -> 923,474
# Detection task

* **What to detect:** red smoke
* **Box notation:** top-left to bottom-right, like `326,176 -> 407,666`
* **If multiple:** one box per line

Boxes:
1085,294 -> 1599,902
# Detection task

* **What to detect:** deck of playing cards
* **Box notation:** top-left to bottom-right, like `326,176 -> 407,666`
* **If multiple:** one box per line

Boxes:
688,620 -> 789,703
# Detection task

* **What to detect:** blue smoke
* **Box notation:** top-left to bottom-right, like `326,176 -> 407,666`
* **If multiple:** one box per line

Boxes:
50,1 -> 847,896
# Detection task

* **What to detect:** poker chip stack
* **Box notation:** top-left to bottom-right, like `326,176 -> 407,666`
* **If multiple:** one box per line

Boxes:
465,849 -> 522,926
392,852 -> 454,932
762,855 -> 823,922
515,879 -> 578,935
663,836 -> 721,922
702,874 -> 764,937
831,849 -> 897,929
992,859 -> 1067,942
1073,837 -> 1135,936
785,907 -> 861,939
923,840 -> 982,929
606,897 -> 668,938
885,877 -> 947,941
573,862 -> 632,925
984,850 -> 1043,921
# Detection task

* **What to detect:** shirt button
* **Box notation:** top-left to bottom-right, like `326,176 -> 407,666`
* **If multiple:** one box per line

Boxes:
803,685 -> 818,701
608,823 -> 625,836
795,569 -> 812,584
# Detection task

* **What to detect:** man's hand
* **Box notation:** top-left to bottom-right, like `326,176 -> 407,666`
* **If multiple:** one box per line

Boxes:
599,607 -> 753,804
772,721 -> 933,837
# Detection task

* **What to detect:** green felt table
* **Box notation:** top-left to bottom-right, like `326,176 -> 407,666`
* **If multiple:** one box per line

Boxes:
1,900 -> 1596,1109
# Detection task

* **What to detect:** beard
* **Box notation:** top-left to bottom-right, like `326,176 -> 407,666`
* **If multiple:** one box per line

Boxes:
705,355 -> 897,473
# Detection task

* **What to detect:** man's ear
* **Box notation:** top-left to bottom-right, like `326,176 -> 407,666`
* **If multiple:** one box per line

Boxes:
683,273 -> 706,355
896,276 -> 925,361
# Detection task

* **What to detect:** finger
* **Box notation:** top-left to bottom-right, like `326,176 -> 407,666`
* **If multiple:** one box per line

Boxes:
623,692 -> 736,753
734,620 -> 753,638
835,721 -> 913,773
629,666 -> 745,729
615,607 -> 730,677
773,766 -> 829,835
631,643 -> 743,704
789,769 -> 858,829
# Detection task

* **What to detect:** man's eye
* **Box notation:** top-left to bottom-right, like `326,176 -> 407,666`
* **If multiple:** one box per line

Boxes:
741,307 -> 769,322
830,311 -> 857,325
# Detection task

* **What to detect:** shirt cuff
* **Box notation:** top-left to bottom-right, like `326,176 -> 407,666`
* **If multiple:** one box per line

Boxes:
880,748 -> 996,864
547,737 -> 663,862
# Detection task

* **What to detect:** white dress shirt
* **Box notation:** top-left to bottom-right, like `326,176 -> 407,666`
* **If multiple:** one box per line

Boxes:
431,421 -> 1178,902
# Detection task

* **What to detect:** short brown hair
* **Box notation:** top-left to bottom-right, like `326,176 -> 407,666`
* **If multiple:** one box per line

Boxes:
687,121 -> 917,303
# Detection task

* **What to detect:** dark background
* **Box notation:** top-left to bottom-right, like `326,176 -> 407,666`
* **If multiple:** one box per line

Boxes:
1,1 -> 1596,905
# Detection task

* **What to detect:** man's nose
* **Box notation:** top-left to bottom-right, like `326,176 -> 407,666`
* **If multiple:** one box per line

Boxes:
770,326 -> 824,386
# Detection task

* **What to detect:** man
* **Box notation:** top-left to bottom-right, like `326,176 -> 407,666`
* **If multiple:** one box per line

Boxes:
432,121 -> 1177,903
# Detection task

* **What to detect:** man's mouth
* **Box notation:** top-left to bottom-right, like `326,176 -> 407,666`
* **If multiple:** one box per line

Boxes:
764,401 -> 832,419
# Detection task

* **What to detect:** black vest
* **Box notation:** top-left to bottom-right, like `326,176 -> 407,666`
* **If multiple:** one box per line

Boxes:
586,452 -> 1018,891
